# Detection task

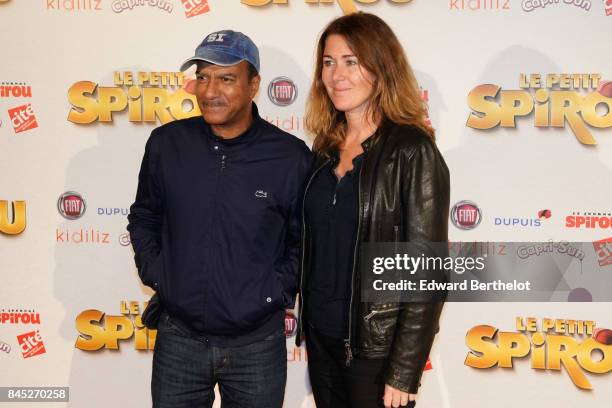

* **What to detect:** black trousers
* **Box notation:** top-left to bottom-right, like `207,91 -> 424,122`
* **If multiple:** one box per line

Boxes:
306,324 -> 387,408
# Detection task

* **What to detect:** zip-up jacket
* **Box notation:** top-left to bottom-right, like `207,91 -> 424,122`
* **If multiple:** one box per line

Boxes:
298,121 -> 450,393
128,104 -> 311,339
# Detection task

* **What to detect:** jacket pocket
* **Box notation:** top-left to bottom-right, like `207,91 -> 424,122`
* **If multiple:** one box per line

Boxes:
364,306 -> 400,346
157,312 -> 189,337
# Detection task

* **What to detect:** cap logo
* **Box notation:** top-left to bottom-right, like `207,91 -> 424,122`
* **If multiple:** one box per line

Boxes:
206,33 -> 227,43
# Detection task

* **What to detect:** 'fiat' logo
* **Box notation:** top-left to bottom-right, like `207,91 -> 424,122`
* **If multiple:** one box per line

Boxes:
57,192 -> 86,220
285,311 -> 298,338
268,77 -> 297,106
451,201 -> 481,230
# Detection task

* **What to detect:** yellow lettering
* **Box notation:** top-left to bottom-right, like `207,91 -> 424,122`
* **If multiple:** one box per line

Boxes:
581,92 -> 612,129
466,84 -> 502,129
499,91 -> 534,127
497,332 -> 530,368
142,87 -> 173,124
547,334 -> 591,390
67,81 -> 100,124
75,310 -> 107,351
0,201 -> 26,235
465,325 -> 499,369
531,332 -> 546,370
550,91 -> 595,145
241,0 -> 287,6
242,0 -> 412,14
577,338 -> 611,375
97,87 -> 128,122
543,318 -> 554,332
167,89 -> 200,120
104,315 -> 134,349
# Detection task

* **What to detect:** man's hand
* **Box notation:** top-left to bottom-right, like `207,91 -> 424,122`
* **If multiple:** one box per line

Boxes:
383,384 -> 416,408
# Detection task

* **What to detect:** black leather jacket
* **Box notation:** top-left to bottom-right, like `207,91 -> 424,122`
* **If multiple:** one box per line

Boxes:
297,121 -> 450,393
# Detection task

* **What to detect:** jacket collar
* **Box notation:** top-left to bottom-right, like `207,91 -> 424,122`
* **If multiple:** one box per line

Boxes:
203,102 -> 261,146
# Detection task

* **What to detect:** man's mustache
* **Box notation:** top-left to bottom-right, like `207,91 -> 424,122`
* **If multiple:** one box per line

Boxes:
202,100 -> 229,108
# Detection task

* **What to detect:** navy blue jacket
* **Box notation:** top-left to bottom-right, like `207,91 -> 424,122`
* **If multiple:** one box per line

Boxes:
127,104 -> 311,339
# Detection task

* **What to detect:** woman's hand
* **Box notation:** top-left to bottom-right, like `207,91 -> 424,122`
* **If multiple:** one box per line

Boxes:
383,384 -> 416,407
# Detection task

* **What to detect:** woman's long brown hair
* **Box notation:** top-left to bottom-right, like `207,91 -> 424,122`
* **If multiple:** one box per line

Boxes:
305,12 -> 434,155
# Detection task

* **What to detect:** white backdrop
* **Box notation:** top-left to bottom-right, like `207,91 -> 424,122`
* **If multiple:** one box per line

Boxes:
1,0 -> 611,407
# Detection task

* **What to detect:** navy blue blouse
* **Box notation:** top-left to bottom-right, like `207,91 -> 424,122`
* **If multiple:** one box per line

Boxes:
304,152 -> 364,339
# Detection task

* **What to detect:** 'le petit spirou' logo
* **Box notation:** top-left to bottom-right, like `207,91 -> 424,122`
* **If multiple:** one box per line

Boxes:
465,317 -> 612,390
75,301 -> 156,351
467,73 -> 612,145
68,71 -> 199,125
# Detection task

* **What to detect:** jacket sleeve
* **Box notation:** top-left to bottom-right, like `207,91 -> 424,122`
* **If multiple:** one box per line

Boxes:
127,130 -> 164,289
275,146 -> 313,308
383,136 -> 450,393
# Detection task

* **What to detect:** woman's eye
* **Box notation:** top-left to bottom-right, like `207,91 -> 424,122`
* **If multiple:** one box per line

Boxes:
323,59 -> 334,67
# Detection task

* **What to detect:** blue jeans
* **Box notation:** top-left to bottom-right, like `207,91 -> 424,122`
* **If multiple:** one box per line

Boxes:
152,313 -> 287,408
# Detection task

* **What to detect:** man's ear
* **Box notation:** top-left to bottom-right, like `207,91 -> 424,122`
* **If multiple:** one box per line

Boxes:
249,74 -> 261,99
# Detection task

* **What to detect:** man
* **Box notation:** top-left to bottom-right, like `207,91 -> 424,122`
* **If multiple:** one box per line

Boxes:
127,30 -> 311,408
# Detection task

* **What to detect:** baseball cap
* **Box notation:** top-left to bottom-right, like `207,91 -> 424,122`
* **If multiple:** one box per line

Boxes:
179,30 -> 260,73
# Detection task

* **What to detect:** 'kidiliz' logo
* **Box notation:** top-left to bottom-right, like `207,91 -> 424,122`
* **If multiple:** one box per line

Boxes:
450,0 -> 510,10
467,73 -> 612,145
46,0 -> 102,11
56,228 -> 110,244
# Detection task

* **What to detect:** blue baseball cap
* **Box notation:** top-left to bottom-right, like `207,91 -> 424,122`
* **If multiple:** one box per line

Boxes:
180,30 -> 260,73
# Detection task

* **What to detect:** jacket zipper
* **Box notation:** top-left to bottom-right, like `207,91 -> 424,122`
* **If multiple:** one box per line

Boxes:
363,307 -> 401,322
203,150 -> 225,332
298,158 -> 330,344
345,159 -> 365,366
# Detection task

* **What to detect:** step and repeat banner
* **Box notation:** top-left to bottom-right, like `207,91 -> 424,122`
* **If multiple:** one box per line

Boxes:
1,0 -> 611,407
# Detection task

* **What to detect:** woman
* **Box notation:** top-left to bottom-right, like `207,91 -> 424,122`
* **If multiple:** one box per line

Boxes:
298,12 -> 450,408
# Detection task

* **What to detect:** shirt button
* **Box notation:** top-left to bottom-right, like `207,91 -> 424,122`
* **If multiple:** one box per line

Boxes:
266,297 -> 272,303
213,145 -> 219,150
